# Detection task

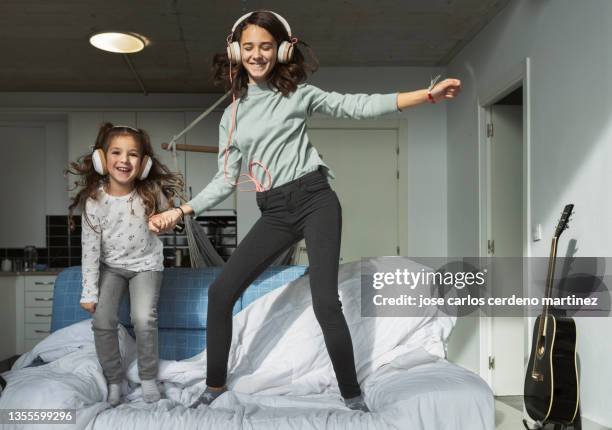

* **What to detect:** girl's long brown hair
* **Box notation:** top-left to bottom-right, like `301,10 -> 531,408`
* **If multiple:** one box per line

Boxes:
66,123 -> 184,231
212,10 -> 320,97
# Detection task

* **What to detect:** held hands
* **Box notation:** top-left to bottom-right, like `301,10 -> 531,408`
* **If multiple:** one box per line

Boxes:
429,78 -> 462,102
80,302 -> 96,314
148,208 -> 182,233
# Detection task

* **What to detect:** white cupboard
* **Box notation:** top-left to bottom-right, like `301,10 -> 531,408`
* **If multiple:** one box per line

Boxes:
0,274 -> 57,359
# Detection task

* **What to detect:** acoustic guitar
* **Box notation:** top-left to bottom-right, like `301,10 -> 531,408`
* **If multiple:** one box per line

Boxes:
524,204 -> 579,426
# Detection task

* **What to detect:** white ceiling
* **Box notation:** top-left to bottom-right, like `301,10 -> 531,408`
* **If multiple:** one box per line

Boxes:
1,0 -> 511,93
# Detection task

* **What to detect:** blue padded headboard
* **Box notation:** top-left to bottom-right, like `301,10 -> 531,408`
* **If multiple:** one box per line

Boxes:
51,265 -> 308,360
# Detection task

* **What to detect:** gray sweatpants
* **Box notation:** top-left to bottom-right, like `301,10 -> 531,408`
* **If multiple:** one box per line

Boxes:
92,264 -> 163,384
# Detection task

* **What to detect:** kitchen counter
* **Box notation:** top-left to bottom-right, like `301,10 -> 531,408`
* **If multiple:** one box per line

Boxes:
0,270 -> 64,277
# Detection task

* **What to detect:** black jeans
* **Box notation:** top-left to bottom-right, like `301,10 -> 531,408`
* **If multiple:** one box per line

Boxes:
206,168 -> 361,399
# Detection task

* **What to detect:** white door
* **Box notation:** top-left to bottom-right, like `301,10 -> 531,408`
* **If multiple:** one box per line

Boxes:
489,104 -> 524,395
0,125 -> 47,247
302,123 -> 400,263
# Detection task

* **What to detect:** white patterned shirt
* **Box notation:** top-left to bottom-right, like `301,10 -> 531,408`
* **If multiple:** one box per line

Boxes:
80,187 -> 166,303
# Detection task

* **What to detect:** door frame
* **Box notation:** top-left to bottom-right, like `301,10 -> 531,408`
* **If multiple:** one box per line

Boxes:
477,57 -> 532,389
308,118 -> 408,256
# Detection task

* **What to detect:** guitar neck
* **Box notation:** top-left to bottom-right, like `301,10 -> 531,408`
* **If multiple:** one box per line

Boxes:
542,237 -> 559,319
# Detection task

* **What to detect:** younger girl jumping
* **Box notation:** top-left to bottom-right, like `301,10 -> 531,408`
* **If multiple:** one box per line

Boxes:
68,123 -> 183,406
151,10 -> 461,412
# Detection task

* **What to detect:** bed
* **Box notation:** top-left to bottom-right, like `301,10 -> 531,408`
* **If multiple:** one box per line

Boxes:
0,259 -> 494,430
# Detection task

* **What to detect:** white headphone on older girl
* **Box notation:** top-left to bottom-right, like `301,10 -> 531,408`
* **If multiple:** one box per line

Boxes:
226,10 -> 296,65
91,125 -> 152,179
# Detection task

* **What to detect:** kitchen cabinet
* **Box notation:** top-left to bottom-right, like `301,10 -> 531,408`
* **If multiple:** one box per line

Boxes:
21,275 -> 55,352
0,125 -> 47,247
0,274 -> 57,358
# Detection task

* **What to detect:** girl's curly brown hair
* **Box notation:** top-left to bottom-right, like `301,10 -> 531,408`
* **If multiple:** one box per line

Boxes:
66,122 -> 185,231
212,10 -> 320,97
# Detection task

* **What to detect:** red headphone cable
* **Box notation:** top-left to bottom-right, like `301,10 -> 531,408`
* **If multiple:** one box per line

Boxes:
222,60 -> 273,192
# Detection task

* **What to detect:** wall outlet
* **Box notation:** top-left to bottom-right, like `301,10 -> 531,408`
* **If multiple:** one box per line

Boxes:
532,224 -> 542,242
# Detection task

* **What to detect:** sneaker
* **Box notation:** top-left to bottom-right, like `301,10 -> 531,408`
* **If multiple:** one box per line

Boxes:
344,394 -> 370,412
189,386 -> 228,408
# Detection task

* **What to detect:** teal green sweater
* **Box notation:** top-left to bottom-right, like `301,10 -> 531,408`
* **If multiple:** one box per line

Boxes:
187,82 -> 399,215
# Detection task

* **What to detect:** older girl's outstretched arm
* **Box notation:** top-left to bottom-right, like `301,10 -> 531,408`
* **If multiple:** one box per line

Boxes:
305,78 -> 462,119
396,78 -> 462,111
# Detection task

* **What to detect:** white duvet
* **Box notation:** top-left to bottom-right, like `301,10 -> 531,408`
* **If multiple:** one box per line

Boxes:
0,260 -> 494,430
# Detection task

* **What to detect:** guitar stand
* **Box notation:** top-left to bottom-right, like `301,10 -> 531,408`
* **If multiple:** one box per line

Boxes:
522,406 -> 582,430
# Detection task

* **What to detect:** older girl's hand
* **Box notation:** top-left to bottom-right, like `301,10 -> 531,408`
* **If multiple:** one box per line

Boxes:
148,209 -> 182,233
430,78 -> 462,102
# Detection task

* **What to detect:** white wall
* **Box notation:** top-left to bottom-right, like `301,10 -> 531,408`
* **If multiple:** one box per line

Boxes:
447,0 -> 612,426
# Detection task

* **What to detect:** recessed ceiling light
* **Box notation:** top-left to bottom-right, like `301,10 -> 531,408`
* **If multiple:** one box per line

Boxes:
89,32 -> 146,54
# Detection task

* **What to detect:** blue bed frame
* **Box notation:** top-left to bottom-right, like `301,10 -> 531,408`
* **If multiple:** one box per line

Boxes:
51,266 -> 308,361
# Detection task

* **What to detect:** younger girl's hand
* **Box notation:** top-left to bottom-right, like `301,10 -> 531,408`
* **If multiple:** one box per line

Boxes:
149,209 -> 181,233
148,214 -> 163,233
80,302 -> 96,314
430,78 -> 462,102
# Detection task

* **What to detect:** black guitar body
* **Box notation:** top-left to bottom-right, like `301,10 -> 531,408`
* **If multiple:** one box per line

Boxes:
524,314 -> 579,425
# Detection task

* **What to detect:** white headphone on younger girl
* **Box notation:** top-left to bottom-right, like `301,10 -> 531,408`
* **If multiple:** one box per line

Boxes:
91,125 -> 152,180
226,10 -> 296,65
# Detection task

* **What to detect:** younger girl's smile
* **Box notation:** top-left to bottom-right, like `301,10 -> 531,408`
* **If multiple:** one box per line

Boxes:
105,135 -> 143,193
